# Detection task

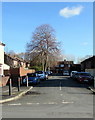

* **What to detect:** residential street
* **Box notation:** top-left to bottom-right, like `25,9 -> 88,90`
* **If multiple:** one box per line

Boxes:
2,75 -> 93,118
1,2 -> 94,119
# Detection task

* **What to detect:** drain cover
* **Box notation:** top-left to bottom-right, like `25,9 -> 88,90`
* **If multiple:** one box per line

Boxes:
25,91 -> 41,95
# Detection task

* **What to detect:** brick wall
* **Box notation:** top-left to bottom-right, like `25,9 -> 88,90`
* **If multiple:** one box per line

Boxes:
85,69 -> 95,77
10,67 -> 35,76
0,76 -> 9,87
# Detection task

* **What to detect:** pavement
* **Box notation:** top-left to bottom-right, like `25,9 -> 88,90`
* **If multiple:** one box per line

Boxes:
0,85 -> 33,104
0,76 -> 52,104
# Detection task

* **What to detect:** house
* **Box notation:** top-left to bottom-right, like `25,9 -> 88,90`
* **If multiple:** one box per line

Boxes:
0,42 -> 10,86
70,64 -> 81,72
55,60 -> 74,74
4,53 -> 30,69
81,56 -> 95,76
4,53 -> 14,68
13,56 -> 26,68
4,53 -> 21,68
0,43 -> 31,86
0,42 -> 5,76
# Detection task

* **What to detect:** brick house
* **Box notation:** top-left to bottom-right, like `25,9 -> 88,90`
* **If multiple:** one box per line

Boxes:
70,64 -> 81,72
4,53 -> 30,68
14,56 -> 26,68
81,56 -> 95,76
55,60 -> 74,74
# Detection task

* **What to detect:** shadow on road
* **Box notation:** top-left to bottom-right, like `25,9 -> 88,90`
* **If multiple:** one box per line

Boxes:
33,74 -> 92,89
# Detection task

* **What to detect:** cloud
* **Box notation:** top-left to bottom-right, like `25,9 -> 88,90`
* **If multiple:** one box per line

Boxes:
59,6 -> 84,18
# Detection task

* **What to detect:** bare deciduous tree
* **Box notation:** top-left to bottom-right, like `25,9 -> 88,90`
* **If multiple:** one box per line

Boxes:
26,24 -> 60,71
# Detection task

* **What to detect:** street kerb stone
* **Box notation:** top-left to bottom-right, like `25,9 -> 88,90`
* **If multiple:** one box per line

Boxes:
0,86 -> 33,104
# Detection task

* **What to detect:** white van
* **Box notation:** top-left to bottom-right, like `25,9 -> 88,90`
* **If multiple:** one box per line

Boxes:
70,71 -> 77,78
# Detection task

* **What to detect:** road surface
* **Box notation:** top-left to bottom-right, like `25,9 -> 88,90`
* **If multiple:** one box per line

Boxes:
2,75 -> 93,118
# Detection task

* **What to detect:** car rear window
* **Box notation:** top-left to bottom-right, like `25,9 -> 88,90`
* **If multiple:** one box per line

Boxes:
27,73 -> 36,77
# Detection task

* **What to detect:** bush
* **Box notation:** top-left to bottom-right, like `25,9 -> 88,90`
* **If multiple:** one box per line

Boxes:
29,65 -> 43,71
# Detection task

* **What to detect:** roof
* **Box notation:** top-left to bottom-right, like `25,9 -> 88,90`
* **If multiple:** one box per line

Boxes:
4,53 -> 27,63
81,56 -> 95,63
58,60 -> 73,64
4,53 -> 15,60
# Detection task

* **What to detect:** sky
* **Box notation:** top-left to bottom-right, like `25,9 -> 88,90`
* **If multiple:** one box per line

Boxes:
2,2 -> 93,63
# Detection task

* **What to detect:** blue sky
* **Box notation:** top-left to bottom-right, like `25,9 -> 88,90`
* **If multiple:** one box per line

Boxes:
2,2 -> 93,62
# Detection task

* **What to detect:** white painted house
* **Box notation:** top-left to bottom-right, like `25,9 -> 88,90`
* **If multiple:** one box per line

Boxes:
0,42 -> 5,76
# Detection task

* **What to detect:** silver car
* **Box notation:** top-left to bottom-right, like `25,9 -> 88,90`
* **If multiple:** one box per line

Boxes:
35,71 -> 46,80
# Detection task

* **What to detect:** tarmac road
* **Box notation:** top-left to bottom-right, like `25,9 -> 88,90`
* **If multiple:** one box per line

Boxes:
2,75 -> 93,118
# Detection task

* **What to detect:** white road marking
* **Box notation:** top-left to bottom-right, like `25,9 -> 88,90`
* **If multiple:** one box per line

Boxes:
27,103 -> 34,105
27,103 -> 40,105
8,103 -> 21,106
60,94 -> 63,96
60,87 -> 61,91
27,102 -> 58,105
36,103 -> 40,105
62,101 -> 74,104
7,101 -> 73,106
48,102 -> 57,104
59,81 -> 62,91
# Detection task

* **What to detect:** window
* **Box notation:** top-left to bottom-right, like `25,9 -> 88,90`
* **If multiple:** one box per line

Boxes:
60,64 -> 64,67
68,65 -> 70,67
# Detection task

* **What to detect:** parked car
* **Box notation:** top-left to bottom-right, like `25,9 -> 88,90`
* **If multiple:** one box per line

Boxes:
35,71 -> 46,80
70,71 -> 77,78
47,71 -> 52,75
73,72 -> 94,84
63,71 -> 69,76
72,72 -> 77,79
23,73 -> 40,85
45,72 -> 48,79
